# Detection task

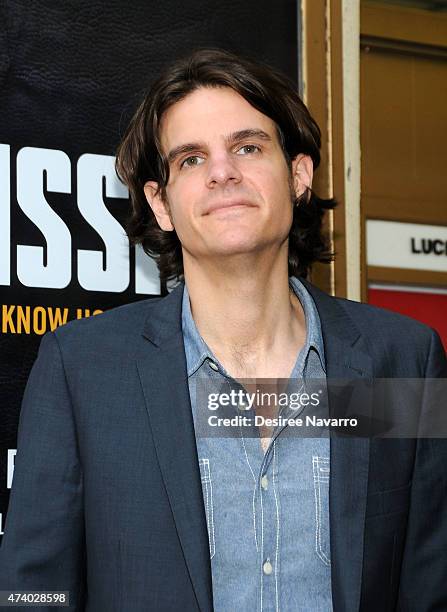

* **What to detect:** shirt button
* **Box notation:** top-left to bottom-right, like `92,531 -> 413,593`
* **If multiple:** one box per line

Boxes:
208,360 -> 219,371
263,559 -> 273,575
261,475 -> 269,490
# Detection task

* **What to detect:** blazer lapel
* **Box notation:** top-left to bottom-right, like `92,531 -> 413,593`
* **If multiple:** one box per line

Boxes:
136,282 -> 213,612
302,280 -> 373,612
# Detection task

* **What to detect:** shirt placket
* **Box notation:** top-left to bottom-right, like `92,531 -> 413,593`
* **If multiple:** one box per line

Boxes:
259,439 -> 281,612
238,423 -> 281,612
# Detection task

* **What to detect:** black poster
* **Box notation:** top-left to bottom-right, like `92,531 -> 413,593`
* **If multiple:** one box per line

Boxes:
0,0 -> 298,538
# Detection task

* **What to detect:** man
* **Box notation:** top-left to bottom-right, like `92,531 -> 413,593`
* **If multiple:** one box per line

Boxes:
0,49 -> 446,611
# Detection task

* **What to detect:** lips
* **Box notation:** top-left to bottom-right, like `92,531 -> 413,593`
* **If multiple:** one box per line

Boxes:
205,200 -> 256,215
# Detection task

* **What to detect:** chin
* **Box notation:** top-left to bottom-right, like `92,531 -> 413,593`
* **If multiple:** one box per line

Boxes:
208,236 -> 266,257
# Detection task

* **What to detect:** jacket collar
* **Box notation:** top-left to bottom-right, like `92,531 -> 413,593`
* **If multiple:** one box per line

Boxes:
141,281 -> 185,346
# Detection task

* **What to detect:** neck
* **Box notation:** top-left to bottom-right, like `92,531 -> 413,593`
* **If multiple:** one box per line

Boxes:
183,250 -> 307,378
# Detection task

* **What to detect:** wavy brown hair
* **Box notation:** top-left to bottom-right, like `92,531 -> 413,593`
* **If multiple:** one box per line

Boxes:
116,48 -> 336,284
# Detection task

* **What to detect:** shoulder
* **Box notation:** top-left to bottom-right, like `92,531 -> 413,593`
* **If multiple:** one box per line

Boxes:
303,277 -> 435,345
335,294 -> 433,340
331,294 -> 445,375
301,278 -> 445,375
51,296 -> 162,351
37,296 -> 169,377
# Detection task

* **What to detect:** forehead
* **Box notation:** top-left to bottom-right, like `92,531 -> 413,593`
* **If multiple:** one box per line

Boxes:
159,86 -> 278,150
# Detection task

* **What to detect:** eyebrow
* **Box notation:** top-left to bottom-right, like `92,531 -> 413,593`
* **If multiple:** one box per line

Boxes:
166,128 -> 273,165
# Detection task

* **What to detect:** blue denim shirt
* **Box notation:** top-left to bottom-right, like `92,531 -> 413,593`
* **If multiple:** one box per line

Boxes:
182,277 -> 332,612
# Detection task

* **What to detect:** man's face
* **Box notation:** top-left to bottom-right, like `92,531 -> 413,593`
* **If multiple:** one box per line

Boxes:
145,86 -> 311,265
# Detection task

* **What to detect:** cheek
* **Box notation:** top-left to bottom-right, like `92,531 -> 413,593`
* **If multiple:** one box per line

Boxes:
249,161 -> 291,195
261,175 -> 293,212
164,184 -> 199,237
168,171 -> 202,203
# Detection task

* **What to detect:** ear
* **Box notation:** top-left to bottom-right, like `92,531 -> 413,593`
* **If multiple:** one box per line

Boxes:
144,181 -> 174,231
291,154 -> 313,199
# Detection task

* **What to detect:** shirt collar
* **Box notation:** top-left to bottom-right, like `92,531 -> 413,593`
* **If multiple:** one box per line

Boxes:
181,276 -> 326,378
288,276 -> 326,372
181,283 -> 215,377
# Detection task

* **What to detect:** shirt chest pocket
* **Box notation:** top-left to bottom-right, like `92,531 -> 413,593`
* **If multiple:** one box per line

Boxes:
199,458 -> 216,559
312,456 -> 331,566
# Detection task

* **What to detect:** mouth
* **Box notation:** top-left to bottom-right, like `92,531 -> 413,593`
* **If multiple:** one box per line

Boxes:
205,201 -> 256,215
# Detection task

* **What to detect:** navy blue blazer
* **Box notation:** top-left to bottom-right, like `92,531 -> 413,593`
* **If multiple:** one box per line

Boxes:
0,280 -> 446,611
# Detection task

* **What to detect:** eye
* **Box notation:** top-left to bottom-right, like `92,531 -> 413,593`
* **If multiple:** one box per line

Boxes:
236,144 -> 261,155
180,155 -> 204,169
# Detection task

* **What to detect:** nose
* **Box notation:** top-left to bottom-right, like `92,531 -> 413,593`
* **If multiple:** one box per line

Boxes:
205,152 -> 242,188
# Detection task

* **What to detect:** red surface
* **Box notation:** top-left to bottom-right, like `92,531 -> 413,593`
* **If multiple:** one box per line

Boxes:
368,288 -> 447,351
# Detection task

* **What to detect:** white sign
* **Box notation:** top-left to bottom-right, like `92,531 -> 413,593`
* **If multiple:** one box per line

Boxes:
367,220 -> 447,272
0,144 -> 160,294
7,449 -> 16,489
